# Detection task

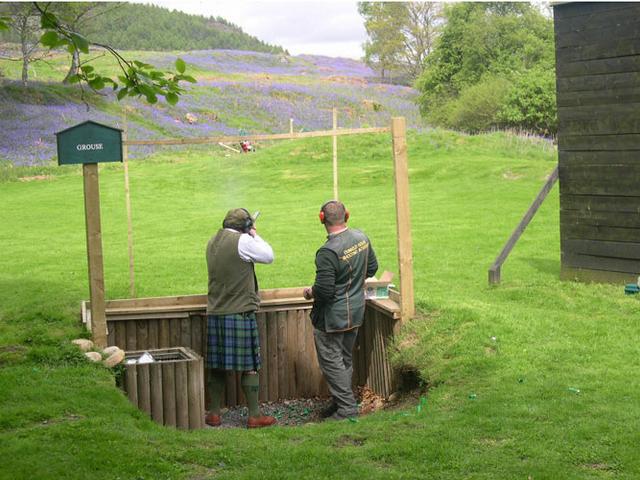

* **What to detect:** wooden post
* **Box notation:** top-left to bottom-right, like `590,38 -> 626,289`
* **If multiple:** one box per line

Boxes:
83,163 -> 108,348
289,118 -> 294,135
122,110 -> 136,297
488,166 -> 559,285
332,107 -> 338,200
391,117 -> 415,320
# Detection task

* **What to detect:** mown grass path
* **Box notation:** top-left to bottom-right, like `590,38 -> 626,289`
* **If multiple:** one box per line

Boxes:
0,130 -> 638,479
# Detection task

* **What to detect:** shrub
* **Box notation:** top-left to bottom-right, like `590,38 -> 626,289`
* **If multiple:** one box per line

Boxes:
498,68 -> 557,136
429,76 -> 512,133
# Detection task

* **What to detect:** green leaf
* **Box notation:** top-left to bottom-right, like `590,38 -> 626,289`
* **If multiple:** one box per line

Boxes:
67,74 -> 82,84
40,31 -> 59,48
88,77 -> 105,91
166,92 -> 179,105
117,88 -> 129,101
175,58 -> 186,74
181,75 -> 197,83
0,17 -> 11,31
41,12 -> 58,29
146,93 -> 158,104
80,65 -> 95,74
70,33 -> 90,54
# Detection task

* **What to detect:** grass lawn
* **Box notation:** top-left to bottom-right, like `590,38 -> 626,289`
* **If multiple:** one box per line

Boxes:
0,129 -> 638,479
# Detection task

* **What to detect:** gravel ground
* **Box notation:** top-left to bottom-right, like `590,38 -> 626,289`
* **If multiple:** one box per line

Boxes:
208,386 -> 392,429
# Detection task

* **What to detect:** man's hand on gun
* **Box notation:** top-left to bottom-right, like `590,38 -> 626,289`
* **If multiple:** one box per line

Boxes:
303,287 -> 314,300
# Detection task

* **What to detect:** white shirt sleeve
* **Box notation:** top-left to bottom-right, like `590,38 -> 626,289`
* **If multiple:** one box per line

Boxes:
237,232 -> 274,264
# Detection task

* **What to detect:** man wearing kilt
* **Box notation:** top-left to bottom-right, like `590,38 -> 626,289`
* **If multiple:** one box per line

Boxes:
304,200 -> 378,421
205,208 -> 276,428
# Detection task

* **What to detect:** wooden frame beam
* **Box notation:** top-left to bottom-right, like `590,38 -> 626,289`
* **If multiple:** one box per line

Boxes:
125,126 -> 389,146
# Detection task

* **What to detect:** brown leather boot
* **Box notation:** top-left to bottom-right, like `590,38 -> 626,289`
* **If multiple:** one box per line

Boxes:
205,413 -> 222,427
247,415 -> 277,429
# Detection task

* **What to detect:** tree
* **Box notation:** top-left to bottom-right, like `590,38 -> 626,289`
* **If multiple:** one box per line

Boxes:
11,3 -> 42,85
415,2 -> 556,134
0,2 -> 194,105
46,3 -> 118,84
359,2 -> 442,81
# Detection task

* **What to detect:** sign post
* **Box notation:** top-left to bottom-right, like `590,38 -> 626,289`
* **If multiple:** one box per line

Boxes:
56,121 -> 123,348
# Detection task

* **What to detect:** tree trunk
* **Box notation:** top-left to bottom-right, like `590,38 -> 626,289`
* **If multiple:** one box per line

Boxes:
20,15 -> 29,86
63,50 -> 80,84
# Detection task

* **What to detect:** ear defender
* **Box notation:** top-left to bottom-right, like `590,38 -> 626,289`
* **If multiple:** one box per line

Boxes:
319,210 -> 326,224
344,209 -> 350,223
241,208 -> 253,232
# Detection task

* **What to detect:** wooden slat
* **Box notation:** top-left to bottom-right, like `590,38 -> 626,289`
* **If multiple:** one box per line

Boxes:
562,252 -> 640,273
190,315 -> 203,357
559,150 -> 640,167
557,72 -> 640,94
256,311 -> 268,402
107,323 -> 115,346
557,55 -> 640,80
125,364 -> 138,406
561,265 -> 638,283
561,194 -> 640,214
560,209 -> 640,229
170,318 -> 181,348
288,309 -> 300,399
148,320 -> 159,349
556,86 -> 640,109
149,362 -> 163,424
158,319 -> 170,348
266,311 -> 278,401
162,361 -> 176,427
136,319 -> 149,351
175,361 -> 189,429
126,320 -> 137,351
295,309 -> 309,397
187,358 -> 203,429
125,126 -> 389,146
561,224 -> 640,243
114,321 -> 126,350
555,4 -> 640,35
556,38 -> 640,64
277,311 -> 287,400
556,19 -> 640,49
554,2 -> 631,21
559,169 -> 640,196
137,364 -> 151,417
563,238 -> 640,260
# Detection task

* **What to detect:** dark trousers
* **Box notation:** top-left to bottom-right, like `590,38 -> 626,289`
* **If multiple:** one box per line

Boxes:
313,328 -> 359,417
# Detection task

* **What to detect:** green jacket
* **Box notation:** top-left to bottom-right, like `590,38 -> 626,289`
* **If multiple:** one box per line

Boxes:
310,228 -> 378,332
206,229 -> 259,315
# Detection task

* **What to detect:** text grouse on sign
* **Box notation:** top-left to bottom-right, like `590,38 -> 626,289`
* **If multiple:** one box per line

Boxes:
76,143 -> 104,151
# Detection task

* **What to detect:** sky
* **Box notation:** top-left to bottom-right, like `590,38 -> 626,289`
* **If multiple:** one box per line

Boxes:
131,0 -> 367,59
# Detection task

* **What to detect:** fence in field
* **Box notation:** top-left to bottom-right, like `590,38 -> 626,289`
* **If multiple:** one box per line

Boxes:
86,287 -> 400,406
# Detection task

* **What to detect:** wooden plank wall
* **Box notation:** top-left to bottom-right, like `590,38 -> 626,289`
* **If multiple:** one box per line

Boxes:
555,3 -> 640,282
107,303 -> 398,407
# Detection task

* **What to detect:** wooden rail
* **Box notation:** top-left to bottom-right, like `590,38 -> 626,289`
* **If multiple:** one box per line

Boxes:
124,126 -> 390,146
488,166 -> 559,284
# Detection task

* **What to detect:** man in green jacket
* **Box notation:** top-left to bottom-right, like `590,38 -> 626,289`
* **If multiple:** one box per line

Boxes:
303,200 -> 378,420
206,208 -> 276,428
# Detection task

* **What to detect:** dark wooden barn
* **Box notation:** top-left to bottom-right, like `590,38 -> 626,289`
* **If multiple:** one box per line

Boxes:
554,2 -> 640,283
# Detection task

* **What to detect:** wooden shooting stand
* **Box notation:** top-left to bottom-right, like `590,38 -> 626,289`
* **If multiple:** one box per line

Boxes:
79,117 -> 415,413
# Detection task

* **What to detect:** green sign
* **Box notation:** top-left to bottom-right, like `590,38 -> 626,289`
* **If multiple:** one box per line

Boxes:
56,120 -> 123,165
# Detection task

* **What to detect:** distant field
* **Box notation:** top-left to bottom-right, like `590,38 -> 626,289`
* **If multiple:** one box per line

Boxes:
1,126 -> 638,479
0,47 -> 421,167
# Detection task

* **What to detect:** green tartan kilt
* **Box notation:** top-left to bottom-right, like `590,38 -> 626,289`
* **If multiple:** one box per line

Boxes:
206,312 -> 261,371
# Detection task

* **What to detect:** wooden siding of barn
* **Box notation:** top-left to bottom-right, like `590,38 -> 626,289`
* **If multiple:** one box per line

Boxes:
555,2 -> 640,283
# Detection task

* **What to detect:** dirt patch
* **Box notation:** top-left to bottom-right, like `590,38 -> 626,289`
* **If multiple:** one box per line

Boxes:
335,434 -> 366,447
208,386 -> 392,429
502,171 -> 523,180
19,175 -> 52,182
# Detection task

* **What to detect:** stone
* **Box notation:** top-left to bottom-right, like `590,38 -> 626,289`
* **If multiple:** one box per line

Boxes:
388,392 -> 400,403
102,346 -> 121,356
85,351 -> 102,362
104,348 -> 125,368
72,339 -> 94,352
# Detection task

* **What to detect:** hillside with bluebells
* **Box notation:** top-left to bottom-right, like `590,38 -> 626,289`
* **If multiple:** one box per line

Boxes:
0,49 -> 422,167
